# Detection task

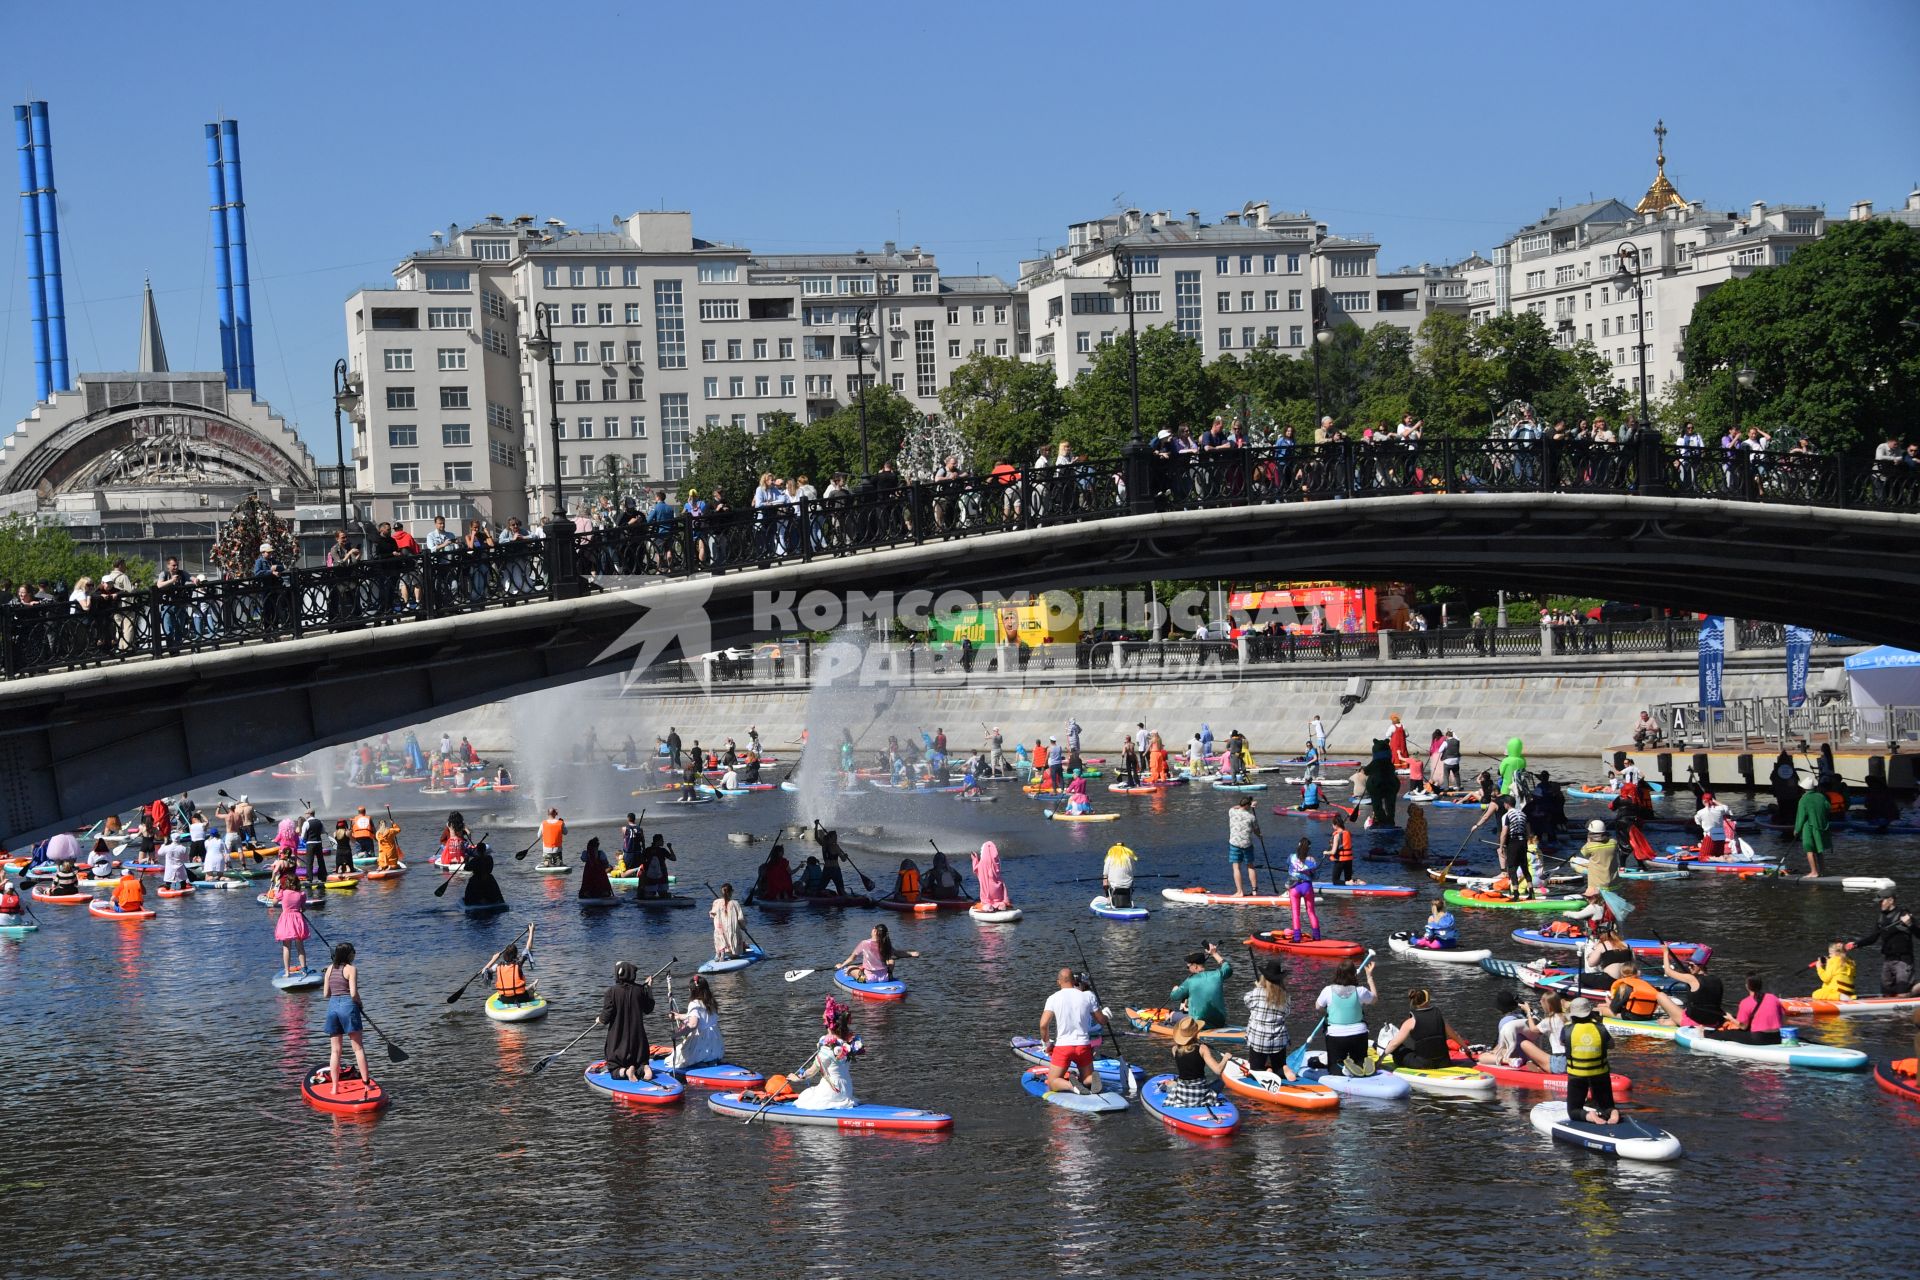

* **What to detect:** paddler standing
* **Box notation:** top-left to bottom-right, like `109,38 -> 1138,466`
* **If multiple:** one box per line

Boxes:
1793,782 -> 1831,879
1562,997 -> 1619,1124
375,816 -> 404,870
637,835 -> 676,900
350,806 -> 376,863
461,839 -> 506,910
1226,796 -> 1260,897
538,807 -> 567,870
709,883 -> 746,961
972,841 -> 1011,912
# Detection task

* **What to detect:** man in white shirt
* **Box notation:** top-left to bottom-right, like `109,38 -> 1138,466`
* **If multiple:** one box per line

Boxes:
1133,722 -> 1150,756
424,515 -> 456,552
1039,967 -> 1113,1094
1694,791 -> 1732,857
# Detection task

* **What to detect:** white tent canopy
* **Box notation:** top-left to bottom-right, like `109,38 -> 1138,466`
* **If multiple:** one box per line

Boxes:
1844,646 -> 1920,710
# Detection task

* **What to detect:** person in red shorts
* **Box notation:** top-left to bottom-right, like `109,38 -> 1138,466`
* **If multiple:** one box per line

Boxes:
1040,967 -> 1115,1094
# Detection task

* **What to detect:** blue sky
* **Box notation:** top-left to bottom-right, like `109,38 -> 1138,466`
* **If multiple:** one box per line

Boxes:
5,0 -> 1916,462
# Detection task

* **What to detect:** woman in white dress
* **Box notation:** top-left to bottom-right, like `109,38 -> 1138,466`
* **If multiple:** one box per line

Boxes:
709,882 -> 746,960
792,998 -> 862,1110
666,975 -> 725,1069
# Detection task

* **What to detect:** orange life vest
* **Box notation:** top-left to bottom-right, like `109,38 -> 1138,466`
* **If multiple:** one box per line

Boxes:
351,814 -> 374,839
540,817 -> 565,848
1610,976 -> 1662,1019
1331,828 -> 1353,862
113,877 -> 145,911
897,867 -> 922,901
1826,790 -> 1845,815
495,961 -> 527,999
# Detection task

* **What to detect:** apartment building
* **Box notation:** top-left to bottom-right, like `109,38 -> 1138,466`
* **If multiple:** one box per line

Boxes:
1462,127 -> 1825,400
345,213 -> 1019,528
1018,200 -> 1466,385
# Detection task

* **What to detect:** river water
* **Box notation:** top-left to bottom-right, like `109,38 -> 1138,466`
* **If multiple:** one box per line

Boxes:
4,759 -> 1916,1279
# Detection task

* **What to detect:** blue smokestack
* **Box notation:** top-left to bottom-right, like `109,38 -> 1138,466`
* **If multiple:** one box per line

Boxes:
28,102 -> 70,393
14,106 -> 49,402
205,123 -> 236,388
219,120 -> 254,393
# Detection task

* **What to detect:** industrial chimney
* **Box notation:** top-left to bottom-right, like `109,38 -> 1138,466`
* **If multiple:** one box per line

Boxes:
13,105 -> 49,402
219,120 -> 256,392
205,123 -> 237,388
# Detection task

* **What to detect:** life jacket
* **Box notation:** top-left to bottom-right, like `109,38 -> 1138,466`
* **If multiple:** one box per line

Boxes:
0,890 -> 20,913
896,866 -> 922,901
1631,781 -> 1653,809
1826,790 -> 1846,816
540,817 -> 565,848
1565,1020 -> 1610,1077
495,961 -> 528,999
1609,976 -> 1662,1019
113,877 -> 145,910
1330,828 -> 1353,862
351,814 -> 374,839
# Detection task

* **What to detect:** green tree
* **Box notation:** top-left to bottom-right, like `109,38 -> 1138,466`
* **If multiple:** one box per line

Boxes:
1210,343 -> 1316,425
1411,312 -> 1498,434
684,422 -> 766,502
1681,218 -> 1920,452
0,514 -> 154,589
1066,325 -> 1214,452
938,353 -> 1068,468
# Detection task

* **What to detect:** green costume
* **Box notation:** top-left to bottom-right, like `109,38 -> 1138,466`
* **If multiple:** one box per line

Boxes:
1498,737 -> 1527,797
1792,788 -> 1830,854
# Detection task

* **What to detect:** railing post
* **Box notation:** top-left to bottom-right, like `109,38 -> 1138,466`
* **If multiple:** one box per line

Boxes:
1441,439 -> 1456,494
288,573 -> 304,639
1637,433 -> 1667,497
148,590 -> 165,658
1537,438 -> 1552,494
909,483 -> 925,545
1341,442 -> 1356,500
543,518 -> 584,600
1122,440 -> 1153,516
680,514 -> 696,577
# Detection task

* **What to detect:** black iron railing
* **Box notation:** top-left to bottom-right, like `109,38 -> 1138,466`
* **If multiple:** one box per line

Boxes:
2,439 -> 1911,680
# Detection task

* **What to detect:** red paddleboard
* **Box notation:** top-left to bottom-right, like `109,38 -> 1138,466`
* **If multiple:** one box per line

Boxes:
302,1064 -> 390,1115
1247,931 -> 1364,958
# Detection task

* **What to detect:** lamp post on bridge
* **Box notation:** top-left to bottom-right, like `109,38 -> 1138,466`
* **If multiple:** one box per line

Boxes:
850,303 -> 880,478
1731,349 -> 1755,432
1105,250 -> 1142,444
523,303 -> 563,520
1611,243 -> 1652,431
330,358 -> 361,530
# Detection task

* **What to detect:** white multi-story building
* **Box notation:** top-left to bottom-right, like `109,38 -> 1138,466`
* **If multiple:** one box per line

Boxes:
1017,200 -> 1468,385
345,213 -> 1018,529
1462,125 -> 1826,404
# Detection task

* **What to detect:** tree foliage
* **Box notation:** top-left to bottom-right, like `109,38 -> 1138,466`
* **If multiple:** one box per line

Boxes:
0,514 -> 155,589
1066,325 -> 1215,452
1680,219 -> 1920,452
939,354 -> 1069,468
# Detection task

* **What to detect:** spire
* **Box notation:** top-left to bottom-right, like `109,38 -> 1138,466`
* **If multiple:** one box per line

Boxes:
137,277 -> 169,372
1635,118 -> 1687,216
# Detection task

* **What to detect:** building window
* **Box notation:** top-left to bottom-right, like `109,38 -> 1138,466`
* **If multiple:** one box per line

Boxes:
1289,325 -> 1303,346
566,266 -> 585,287
660,393 -> 690,480
1331,291 -> 1372,313
973,338 -> 986,354
891,373 -> 905,391
487,401 -> 512,429
778,337 -> 793,359
914,319 -> 936,397
802,276 -> 832,295
1130,254 -> 1159,275
1286,254 -> 1300,272
629,415 -> 646,437
1525,271 -> 1546,290
701,339 -> 717,362
489,439 -> 516,466
1263,290 -> 1278,311
704,377 -> 719,399
1218,328 -> 1232,349
911,272 -> 933,293
1216,291 -> 1232,313
556,419 -> 569,440
1075,331 -> 1091,353
698,262 -> 739,283
424,270 -> 469,292
948,339 -> 962,358
542,266 -> 559,288
574,379 -> 592,401
624,302 -> 641,324
387,425 -> 417,448
1329,257 -> 1370,278
994,338 -> 1007,356
699,298 -> 740,321
754,375 -> 770,396
626,340 -> 645,362
1130,291 -> 1162,313
383,348 -> 412,371
622,265 -> 639,287
441,423 -> 471,446
971,305 -> 985,324
1263,254 -> 1277,273
596,303 -> 613,325
602,378 -> 617,400
779,375 -> 794,396
433,386 -> 466,410
994,305 -> 1007,324
556,457 -> 569,478
655,280 -> 686,368
728,376 -> 744,398
837,275 -> 872,295
598,341 -> 616,363
603,416 -> 620,438
726,339 -> 742,360
1242,327 -> 1255,348
387,387 -> 415,410
426,307 -> 471,330
389,463 -> 419,486
482,327 -> 509,355
1241,290 -> 1255,312
570,303 -> 587,325
1174,271 -> 1202,339
1216,255 -> 1229,273
571,342 -> 589,364
576,416 -> 594,439
1556,265 -> 1578,285
627,378 -> 644,399
1071,292 -> 1115,315
471,240 -> 511,262
1264,326 -> 1279,345
437,347 -> 466,371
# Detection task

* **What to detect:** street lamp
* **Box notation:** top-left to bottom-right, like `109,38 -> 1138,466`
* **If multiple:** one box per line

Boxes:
1733,351 -> 1756,431
330,358 -> 361,529
850,303 -> 880,477
1311,326 -> 1333,432
1610,242 -> 1652,430
523,302 -> 562,519
1106,251 -> 1142,443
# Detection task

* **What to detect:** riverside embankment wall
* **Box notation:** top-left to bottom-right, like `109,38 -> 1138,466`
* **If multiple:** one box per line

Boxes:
431,649 -> 1831,761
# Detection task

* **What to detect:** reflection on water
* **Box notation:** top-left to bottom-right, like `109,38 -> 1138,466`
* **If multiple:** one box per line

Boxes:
4,763 -> 1918,1276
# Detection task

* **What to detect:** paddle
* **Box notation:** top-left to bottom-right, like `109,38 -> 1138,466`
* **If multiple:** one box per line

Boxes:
1054,874 -> 1180,885
511,833 -> 541,862
838,852 -> 876,894
1255,832 -> 1281,897
532,956 -> 675,1075
1286,1015 -> 1328,1075
300,915 -> 409,1063
742,1065 -> 808,1125
217,789 -> 275,824
1068,927 -> 1138,1098
446,922 -> 535,1004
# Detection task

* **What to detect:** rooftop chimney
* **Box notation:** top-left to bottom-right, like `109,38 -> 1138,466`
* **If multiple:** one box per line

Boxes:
1849,199 -> 1874,221
14,105 -> 49,402
1187,210 -> 1200,229
1223,212 -> 1241,226
204,123 -> 236,388
219,120 -> 256,392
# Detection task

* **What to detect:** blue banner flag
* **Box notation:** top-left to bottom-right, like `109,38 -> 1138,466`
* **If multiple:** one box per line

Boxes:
1785,625 -> 1814,708
1698,615 -> 1725,708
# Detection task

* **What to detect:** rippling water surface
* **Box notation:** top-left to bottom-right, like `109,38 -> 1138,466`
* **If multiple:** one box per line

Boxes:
5,763 -> 1917,1278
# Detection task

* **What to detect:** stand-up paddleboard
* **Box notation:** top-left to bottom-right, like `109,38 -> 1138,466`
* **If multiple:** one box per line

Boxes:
302,1064 -> 390,1115
1247,931 -> 1364,958
1510,927 -> 1710,963
89,900 -> 155,921
969,904 -> 1023,923
583,1060 -> 685,1105
462,900 -> 510,917
698,944 -> 766,975
1090,895 -> 1147,921
1021,1066 -> 1130,1113
485,992 -> 550,1022
1673,1026 -> 1867,1071
1044,811 -> 1119,823
1780,992 -> 1920,1017
1530,1100 -> 1680,1161
1294,1058 -> 1412,1100
1216,1056 -> 1340,1111
1124,1007 -> 1246,1043
833,967 -> 906,1001
1443,889 -> 1582,912
273,968 -> 324,991
706,1090 -> 953,1131
1388,932 -> 1492,964
1008,1037 -> 1144,1091
1139,1074 -> 1238,1137
1874,1059 -> 1920,1104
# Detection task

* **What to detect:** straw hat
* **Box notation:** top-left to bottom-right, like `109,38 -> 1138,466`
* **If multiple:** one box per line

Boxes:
1170,1017 -> 1204,1046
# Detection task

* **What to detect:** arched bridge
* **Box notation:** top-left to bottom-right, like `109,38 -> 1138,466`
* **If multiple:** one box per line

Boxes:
3,439 -> 1916,839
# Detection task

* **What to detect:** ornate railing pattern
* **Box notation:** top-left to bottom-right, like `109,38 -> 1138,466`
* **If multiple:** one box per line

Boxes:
3,439 -> 1910,680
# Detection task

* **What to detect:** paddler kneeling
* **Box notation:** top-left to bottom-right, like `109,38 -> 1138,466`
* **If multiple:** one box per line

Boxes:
595,960 -> 657,1082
